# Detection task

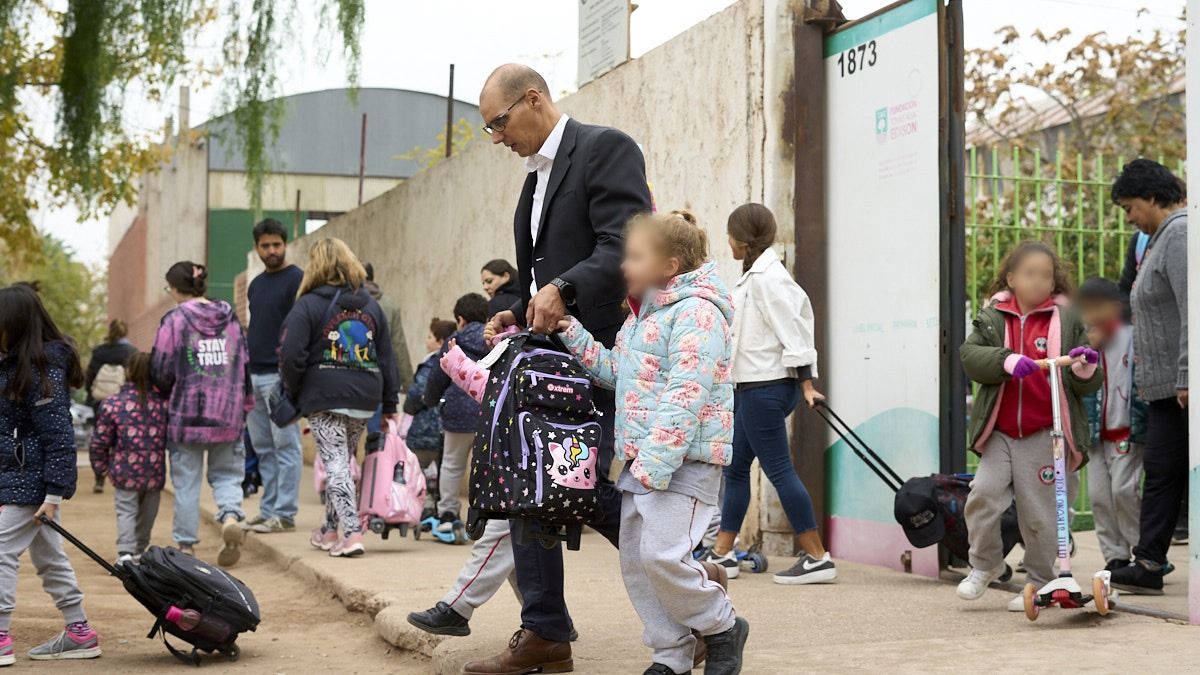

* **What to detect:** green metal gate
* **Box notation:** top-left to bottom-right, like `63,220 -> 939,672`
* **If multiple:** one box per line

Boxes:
964,146 -> 1185,529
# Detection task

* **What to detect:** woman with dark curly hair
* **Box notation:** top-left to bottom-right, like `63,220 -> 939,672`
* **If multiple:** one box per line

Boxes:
1108,159 -> 1189,594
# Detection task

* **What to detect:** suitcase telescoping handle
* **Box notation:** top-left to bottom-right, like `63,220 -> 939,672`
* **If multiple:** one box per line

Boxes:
811,401 -> 905,494
37,515 -> 120,576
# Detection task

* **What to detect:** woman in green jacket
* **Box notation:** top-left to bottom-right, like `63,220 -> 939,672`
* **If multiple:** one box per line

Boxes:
956,241 -> 1101,611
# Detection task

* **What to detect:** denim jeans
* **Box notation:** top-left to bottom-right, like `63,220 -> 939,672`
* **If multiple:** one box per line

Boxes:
247,373 -> 303,520
721,381 -> 817,534
169,441 -> 246,545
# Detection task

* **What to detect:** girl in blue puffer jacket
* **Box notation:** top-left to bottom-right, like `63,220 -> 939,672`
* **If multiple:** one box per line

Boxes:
0,285 -> 100,663
557,210 -> 746,675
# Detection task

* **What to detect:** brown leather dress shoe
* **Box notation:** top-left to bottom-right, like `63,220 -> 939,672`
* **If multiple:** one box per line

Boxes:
462,628 -> 573,675
693,560 -> 732,666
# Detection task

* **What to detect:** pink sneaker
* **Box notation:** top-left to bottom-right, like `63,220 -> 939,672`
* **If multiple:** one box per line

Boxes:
0,632 -> 13,667
329,532 -> 365,558
310,527 -> 338,551
28,623 -> 100,660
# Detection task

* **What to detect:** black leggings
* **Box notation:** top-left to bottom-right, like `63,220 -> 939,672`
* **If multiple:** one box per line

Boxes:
1133,399 -> 1189,564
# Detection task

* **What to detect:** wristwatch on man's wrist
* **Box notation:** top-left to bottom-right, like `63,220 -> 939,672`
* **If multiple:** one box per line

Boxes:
549,277 -> 577,305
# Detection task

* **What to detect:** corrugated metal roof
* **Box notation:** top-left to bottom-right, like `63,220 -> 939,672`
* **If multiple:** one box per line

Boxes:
203,88 -> 479,179
966,73 -> 1185,147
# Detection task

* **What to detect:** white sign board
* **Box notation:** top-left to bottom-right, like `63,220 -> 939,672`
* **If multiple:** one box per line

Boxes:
578,0 -> 629,87
822,0 -> 942,574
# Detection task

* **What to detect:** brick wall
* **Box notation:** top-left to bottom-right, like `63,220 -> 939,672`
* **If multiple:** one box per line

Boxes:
106,211 -> 174,351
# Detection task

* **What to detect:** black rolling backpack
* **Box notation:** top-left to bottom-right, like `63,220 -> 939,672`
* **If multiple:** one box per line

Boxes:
464,331 -> 602,550
41,516 -> 260,665
813,402 -> 1022,579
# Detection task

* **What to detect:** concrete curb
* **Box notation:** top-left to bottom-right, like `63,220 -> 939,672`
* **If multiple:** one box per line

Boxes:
191,494 -> 462,668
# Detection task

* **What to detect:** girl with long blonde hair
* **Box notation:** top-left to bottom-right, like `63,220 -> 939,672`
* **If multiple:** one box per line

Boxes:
279,238 -> 401,558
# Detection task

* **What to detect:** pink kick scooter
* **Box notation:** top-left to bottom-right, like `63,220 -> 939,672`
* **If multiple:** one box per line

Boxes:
1022,356 -> 1116,620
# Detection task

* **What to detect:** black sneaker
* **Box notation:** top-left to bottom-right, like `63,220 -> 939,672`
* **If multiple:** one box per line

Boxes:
773,553 -> 837,585
644,664 -> 689,675
1104,558 -> 1131,572
92,476 -> 105,494
702,616 -> 749,675
406,601 -> 470,637
701,548 -> 741,580
1111,559 -> 1165,595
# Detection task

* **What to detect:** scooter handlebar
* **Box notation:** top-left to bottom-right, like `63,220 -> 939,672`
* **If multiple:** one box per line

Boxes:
1038,356 -> 1079,369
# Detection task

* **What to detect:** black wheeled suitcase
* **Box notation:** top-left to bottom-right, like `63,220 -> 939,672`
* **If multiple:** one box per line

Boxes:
40,516 -> 260,665
464,331 -> 602,550
813,403 -> 1021,578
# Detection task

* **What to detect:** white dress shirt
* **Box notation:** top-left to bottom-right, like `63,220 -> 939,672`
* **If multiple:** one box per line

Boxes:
730,247 -> 820,383
525,113 -> 570,296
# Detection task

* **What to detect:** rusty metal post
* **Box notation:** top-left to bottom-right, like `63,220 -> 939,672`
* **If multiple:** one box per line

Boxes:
445,64 -> 456,158
358,113 -> 367,206
293,189 -> 301,240
789,1 -> 844,547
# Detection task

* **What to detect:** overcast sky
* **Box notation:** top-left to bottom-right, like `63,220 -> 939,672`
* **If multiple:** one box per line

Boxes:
37,0 -> 1185,265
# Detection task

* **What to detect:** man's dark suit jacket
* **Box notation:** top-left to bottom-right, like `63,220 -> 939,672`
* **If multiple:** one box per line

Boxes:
511,117 -> 652,344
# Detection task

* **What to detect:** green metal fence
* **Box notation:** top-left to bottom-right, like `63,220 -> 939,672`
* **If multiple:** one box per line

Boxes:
964,146 -> 1186,529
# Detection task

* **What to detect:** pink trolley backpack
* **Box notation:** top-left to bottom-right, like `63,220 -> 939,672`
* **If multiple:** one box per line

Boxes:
358,415 -> 427,539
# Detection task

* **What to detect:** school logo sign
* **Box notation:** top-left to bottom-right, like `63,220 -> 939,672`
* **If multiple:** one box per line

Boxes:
874,108 -> 889,143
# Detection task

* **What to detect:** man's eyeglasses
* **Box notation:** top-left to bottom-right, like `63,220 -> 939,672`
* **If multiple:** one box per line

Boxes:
482,94 -> 527,135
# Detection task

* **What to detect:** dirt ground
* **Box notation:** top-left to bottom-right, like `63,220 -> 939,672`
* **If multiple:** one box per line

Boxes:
4,477 -> 427,673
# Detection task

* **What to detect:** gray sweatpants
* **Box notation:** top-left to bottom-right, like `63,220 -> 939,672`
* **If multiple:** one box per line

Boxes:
967,429 -> 1076,587
1087,440 -> 1143,563
621,489 -> 736,675
0,505 -> 87,632
440,519 -> 521,619
114,489 -> 161,556
436,432 -> 473,518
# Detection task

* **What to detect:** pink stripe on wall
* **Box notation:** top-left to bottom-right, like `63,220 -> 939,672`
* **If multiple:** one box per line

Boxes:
828,515 -> 940,577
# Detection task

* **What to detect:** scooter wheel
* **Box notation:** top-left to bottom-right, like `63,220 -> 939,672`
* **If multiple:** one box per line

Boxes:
1022,583 -> 1040,621
1092,575 -> 1110,616
746,551 -> 768,573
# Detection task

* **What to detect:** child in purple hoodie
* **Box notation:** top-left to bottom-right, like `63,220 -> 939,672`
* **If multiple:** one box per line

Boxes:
151,262 -> 254,567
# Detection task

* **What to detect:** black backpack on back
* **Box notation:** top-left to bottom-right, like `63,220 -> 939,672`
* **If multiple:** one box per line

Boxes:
465,332 -> 602,549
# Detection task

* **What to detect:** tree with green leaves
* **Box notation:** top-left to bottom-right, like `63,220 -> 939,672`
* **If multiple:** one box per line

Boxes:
0,234 -> 107,360
963,11 -> 1186,306
397,118 -> 478,173
0,0 -> 364,263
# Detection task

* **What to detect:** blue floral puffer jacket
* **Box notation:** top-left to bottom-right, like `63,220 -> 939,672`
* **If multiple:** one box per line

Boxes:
560,262 -> 735,491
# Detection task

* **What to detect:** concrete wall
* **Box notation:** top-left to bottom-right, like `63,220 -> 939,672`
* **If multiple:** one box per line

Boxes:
106,132 -> 208,348
292,0 -> 777,365
286,0 -> 804,550
207,172 -> 401,212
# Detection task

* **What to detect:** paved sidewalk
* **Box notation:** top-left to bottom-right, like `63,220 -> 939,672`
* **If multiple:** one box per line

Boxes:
195,454 -> 1197,674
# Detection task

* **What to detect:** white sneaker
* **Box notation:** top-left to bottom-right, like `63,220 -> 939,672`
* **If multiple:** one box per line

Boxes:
1006,594 -> 1025,612
956,565 -> 1004,600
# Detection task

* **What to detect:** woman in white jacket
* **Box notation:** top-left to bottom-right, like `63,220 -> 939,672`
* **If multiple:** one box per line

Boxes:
703,203 -> 837,586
